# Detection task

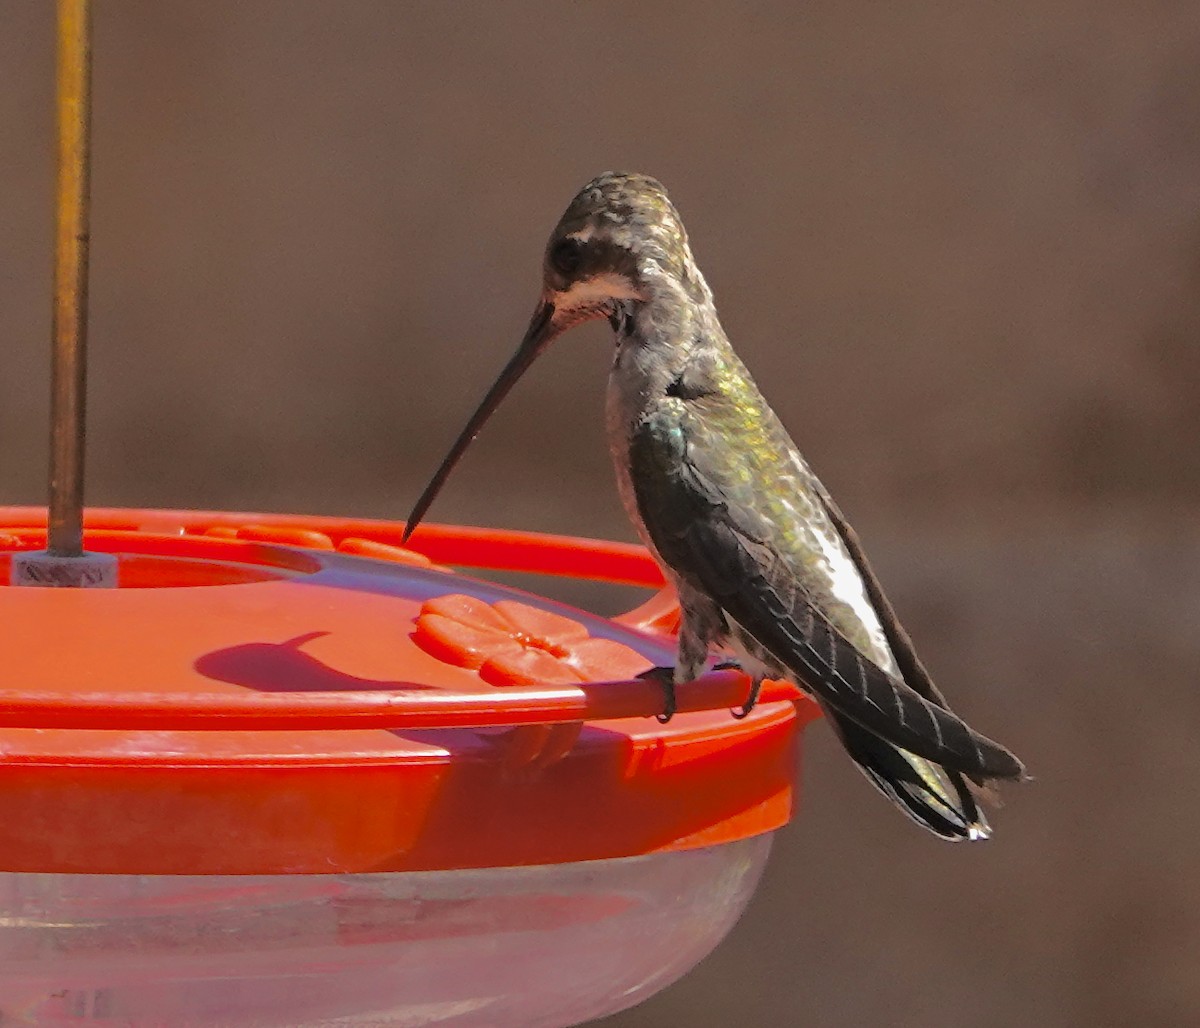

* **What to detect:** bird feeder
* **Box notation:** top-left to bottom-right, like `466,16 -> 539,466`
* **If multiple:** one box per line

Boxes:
0,509 -> 816,1025
0,4 -> 817,1025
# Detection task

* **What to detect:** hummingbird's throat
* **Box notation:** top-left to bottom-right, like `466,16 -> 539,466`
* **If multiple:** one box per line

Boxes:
608,302 -> 632,335
553,272 -> 644,318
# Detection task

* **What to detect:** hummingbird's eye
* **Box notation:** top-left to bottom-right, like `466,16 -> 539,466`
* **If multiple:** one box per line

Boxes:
549,237 -> 585,277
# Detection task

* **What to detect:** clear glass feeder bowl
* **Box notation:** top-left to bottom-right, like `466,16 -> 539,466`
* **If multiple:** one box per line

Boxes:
0,837 -> 771,1027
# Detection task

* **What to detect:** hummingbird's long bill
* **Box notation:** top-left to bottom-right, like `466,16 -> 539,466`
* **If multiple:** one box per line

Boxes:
403,301 -> 558,542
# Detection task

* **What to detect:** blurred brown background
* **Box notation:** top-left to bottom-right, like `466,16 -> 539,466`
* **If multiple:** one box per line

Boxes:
2,2 -> 1198,1025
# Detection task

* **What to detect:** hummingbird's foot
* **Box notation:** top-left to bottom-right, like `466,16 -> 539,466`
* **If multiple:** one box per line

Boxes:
731,675 -> 764,719
708,659 -> 761,718
637,666 -> 677,723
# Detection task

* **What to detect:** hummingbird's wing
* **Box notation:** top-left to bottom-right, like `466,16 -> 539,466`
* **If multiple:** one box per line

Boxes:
628,400 -> 1025,782
812,486 -> 1004,833
813,486 -> 955,711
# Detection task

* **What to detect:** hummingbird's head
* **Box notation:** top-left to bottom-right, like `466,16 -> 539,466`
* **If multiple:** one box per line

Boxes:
403,173 -> 705,541
539,172 -> 709,330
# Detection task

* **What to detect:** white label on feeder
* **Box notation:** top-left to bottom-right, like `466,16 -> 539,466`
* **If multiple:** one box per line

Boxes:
11,551 -> 119,588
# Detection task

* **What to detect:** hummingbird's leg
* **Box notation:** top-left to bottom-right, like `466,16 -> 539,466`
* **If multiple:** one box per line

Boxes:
731,675 -> 765,719
713,658 -> 765,719
638,586 -> 727,723
637,666 -> 678,723
639,594 -> 717,723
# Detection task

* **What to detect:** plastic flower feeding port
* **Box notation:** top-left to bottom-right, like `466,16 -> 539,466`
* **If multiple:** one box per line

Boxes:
0,507 -> 819,1027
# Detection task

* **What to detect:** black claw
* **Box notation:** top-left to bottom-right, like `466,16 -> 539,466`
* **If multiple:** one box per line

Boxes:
638,665 -> 677,723
731,677 -> 764,720
712,659 -> 743,672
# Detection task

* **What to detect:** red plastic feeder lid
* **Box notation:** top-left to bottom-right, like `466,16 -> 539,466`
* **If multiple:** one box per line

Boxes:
0,507 -> 816,875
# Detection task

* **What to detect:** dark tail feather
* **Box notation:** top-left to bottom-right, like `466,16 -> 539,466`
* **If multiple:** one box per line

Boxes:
828,708 -> 992,842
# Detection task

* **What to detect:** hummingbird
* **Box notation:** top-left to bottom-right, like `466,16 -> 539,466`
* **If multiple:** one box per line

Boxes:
404,172 -> 1025,841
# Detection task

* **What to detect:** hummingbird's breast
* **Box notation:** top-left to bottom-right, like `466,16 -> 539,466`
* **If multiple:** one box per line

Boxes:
605,338 -> 669,561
